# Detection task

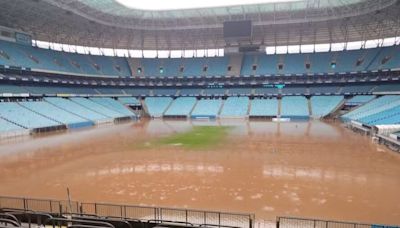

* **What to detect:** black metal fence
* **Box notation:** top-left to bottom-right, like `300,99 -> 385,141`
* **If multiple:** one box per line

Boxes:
0,196 -> 79,214
0,196 -> 254,228
81,202 -> 254,228
277,217 -> 399,228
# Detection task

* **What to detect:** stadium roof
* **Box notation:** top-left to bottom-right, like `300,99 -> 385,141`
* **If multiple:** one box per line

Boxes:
0,0 -> 399,50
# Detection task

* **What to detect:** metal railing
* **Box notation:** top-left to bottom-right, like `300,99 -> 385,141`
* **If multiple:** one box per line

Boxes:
81,202 -> 254,228
0,196 -> 79,214
0,196 -> 254,228
277,217 -> 399,228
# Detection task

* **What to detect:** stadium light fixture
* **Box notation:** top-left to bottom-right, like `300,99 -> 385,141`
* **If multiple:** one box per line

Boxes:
115,0 -> 303,11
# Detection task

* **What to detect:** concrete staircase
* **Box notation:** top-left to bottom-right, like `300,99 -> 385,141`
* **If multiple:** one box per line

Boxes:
227,54 -> 244,76
127,58 -> 142,77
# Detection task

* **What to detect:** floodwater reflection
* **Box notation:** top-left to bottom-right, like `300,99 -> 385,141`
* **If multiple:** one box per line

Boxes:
0,119 -> 399,225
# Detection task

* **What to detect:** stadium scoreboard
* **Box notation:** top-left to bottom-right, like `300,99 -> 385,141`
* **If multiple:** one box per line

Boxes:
223,20 -> 252,39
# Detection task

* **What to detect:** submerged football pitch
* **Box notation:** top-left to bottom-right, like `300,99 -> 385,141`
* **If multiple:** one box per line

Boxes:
155,126 -> 230,149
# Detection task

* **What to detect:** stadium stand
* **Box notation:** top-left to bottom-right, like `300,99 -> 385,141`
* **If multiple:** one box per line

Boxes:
281,96 -> 309,118
123,88 -> 150,96
2,38 -> 400,78
220,97 -> 249,117
0,40 -> 131,77
358,105 -> 400,125
89,97 -> 135,117
144,97 -> 173,117
0,84 -> 28,93
228,88 -> 252,96
372,84 -> 400,93
164,97 -> 197,117
309,86 -> 340,95
281,87 -> 307,95
254,87 -> 279,96
203,88 -> 226,96
249,98 -> 278,117
70,97 -> 125,118
117,97 -> 141,105
180,88 -> 202,96
310,96 -> 344,118
45,97 -> 110,123
96,88 -> 125,94
153,88 -> 178,96
191,99 -> 222,118
345,95 -> 375,106
342,95 -> 400,124
19,101 -> 94,128
0,102 -> 61,129
0,117 -> 25,133
341,85 -> 375,94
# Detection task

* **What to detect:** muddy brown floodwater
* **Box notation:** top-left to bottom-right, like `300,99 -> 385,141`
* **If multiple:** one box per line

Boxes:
0,119 -> 399,225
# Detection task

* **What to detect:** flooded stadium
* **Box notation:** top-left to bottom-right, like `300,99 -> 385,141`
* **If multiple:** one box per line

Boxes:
0,119 -> 399,225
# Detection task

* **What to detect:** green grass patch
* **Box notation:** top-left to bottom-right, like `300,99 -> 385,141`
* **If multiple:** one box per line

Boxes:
154,126 -> 230,149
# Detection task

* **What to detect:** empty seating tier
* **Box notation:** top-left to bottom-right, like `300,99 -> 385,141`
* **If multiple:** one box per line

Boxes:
249,98 -> 278,117
191,99 -> 222,118
19,101 -> 93,128
164,97 -> 197,117
220,97 -> 250,117
281,96 -> 309,118
311,96 -> 344,118
345,95 -> 375,106
90,97 -> 135,117
342,95 -> 400,125
0,102 -> 61,129
70,97 -> 125,118
45,97 -> 109,122
118,97 -> 141,105
145,97 -> 173,118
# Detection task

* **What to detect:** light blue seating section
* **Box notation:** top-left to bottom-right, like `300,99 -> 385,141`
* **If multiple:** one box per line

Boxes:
90,97 -> 135,117
228,88 -> 252,96
203,88 -> 226,96
342,95 -> 400,122
0,117 -> 24,132
123,88 -> 150,96
346,95 -> 375,106
281,96 -> 309,118
254,87 -> 279,96
205,57 -> 229,76
240,45 -> 400,76
249,98 -> 278,117
0,40 -> 130,77
164,97 -> 197,116
281,87 -> 307,95
153,89 -> 177,96
45,97 -> 108,121
342,85 -> 375,94
145,97 -> 173,117
358,105 -> 400,125
367,45 -> 400,71
220,97 -> 249,117
2,39 -> 400,77
180,88 -> 201,96
309,86 -> 340,95
373,84 -> 400,93
191,99 -> 222,118
70,97 -> 124,118
19,101 -> 93,128
0,85 -> 29,93
96,88 -> 124,94
0,102 -> 60,129
118,97 -> 141,105
311,96 -> 344,117
24,86 -> 98,95
139,56 -> 228,77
